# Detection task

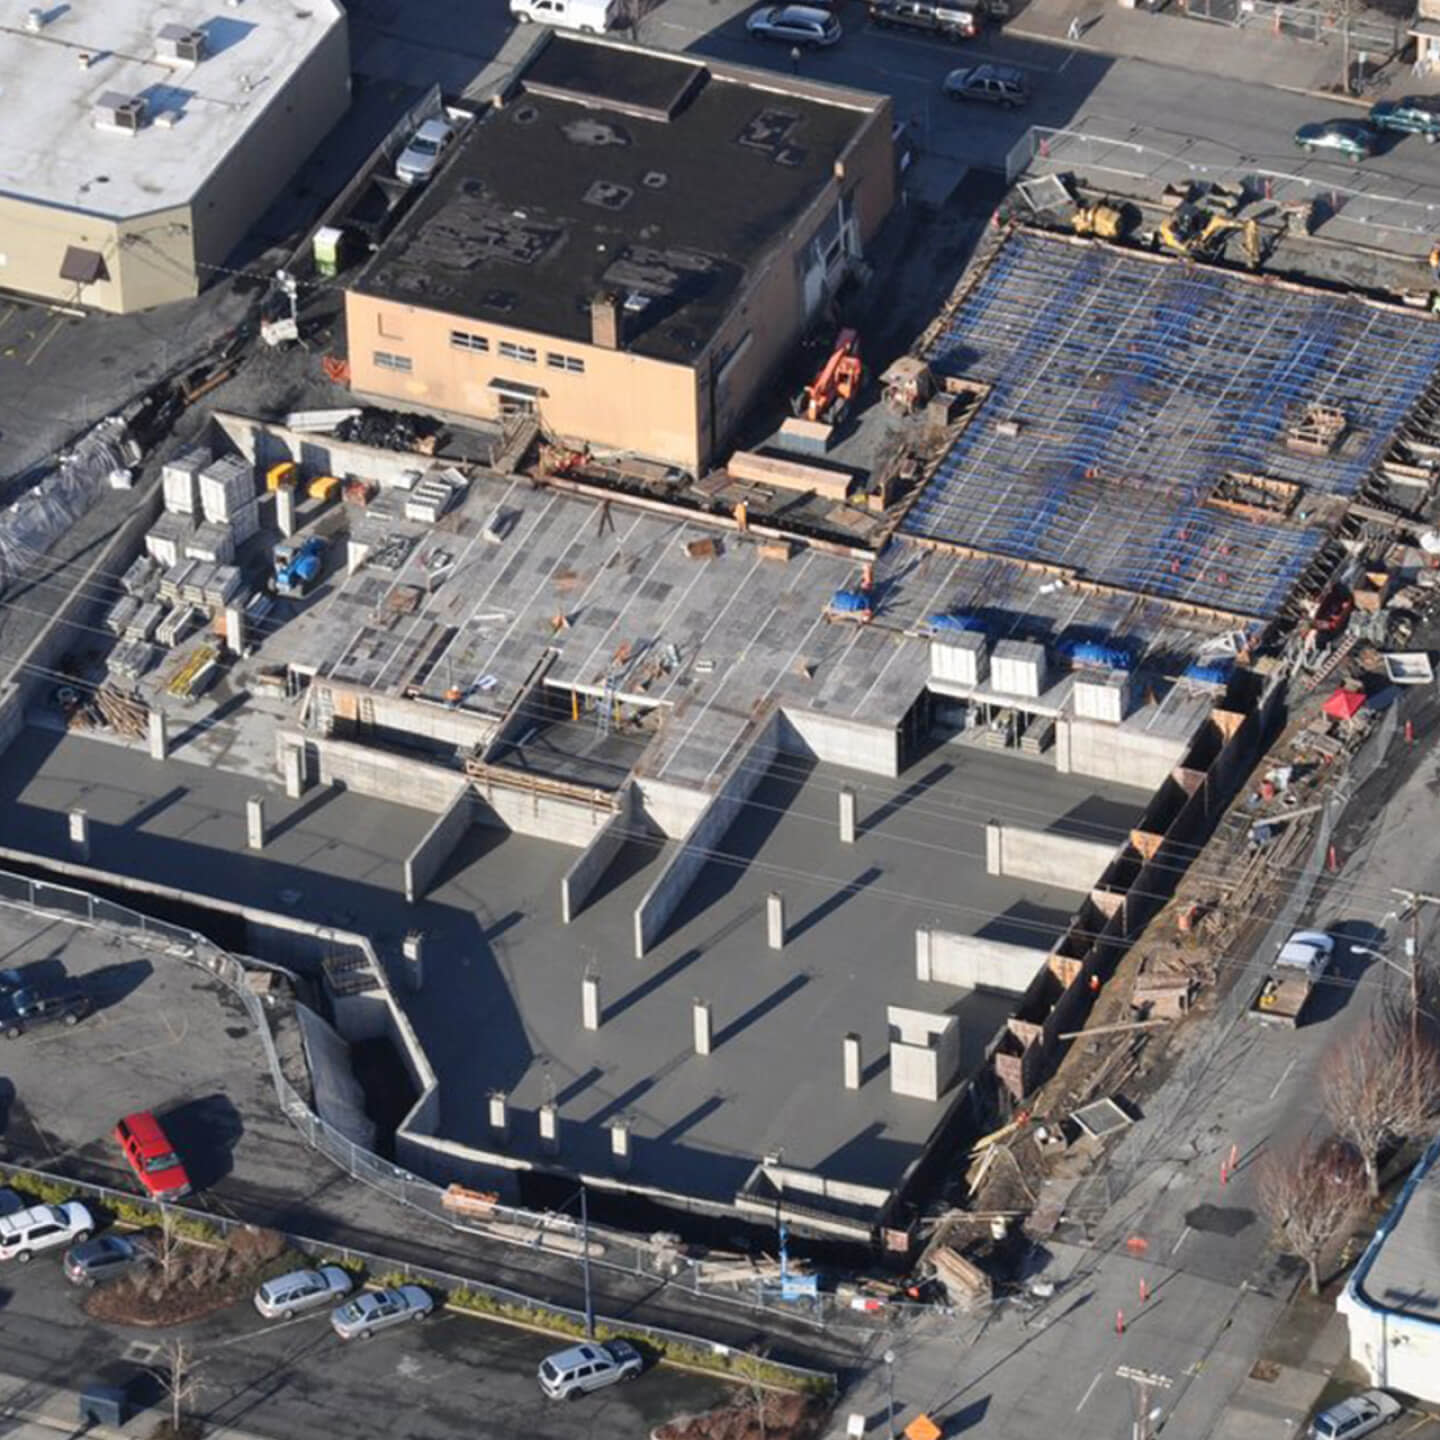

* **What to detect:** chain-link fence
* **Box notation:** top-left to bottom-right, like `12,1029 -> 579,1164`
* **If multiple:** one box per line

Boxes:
1181,0 -> 1402,54
0,867 -> 963,1340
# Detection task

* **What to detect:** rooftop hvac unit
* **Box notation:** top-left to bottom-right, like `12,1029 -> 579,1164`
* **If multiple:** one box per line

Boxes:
94,92 -> 148,132
157,23 -> 207,62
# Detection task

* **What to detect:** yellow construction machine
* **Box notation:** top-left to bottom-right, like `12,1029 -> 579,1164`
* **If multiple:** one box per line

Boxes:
1158,202 -> 1264,269
1071,200 -> 1129,241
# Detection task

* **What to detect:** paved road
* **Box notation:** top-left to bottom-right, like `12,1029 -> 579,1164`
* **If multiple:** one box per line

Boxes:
0,1250 -> 735,1440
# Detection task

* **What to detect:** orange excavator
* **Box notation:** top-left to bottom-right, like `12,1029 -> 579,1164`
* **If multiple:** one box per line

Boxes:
793,329 -> 863,426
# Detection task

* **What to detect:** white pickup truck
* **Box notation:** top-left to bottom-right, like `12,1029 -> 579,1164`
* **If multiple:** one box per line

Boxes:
1250,930 -> 1334,1027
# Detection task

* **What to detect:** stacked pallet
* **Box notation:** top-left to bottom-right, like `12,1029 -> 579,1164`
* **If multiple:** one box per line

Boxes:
930,1245 -> 992,1312
185,522 -> 236,565
104,595 -> 141,637
145,512 -> 196,568
162,446 -> 209,515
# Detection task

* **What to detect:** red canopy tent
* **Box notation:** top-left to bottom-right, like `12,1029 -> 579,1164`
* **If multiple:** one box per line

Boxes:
1322,687 -> 1367,721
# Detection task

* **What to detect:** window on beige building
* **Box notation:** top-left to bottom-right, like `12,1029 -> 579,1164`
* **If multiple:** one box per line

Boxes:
498,340 -> 538,364
451,330 -> 489,352
374,351 -> 413,373
546,352 -> 584,373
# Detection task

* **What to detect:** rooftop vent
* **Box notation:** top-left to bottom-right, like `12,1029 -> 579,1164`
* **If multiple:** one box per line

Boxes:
25,8 -> 44,32
642,171 -> 668,189
94,92 -> 148,133
157,24 -> 207,63
583,180 -> 633,212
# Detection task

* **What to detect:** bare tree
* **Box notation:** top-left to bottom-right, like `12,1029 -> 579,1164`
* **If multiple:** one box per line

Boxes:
154,1209 -> 184,1289
735,1349 -> 771,1440
1324,1023 -> 1440,1198
1257,1140 -> 1361,1296
152,1338 -> 205,1438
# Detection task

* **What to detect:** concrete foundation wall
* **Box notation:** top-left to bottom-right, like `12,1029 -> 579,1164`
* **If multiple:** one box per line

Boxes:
1056,717 -> 1188,790
916,927 -> 1049,995
635,777 -> 711,839
470,780 -> 615,848
561,783 -> 637,924
780,706 -> 899,777
404,780 -> 474,904
320,683 -> 499,752
286,733 -> 468,813
634,710 -> 782,957
295,1004 -> 376,1149
985,821 -> 1117,891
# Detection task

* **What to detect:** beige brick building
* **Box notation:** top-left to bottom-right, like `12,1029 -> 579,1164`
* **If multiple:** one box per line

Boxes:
0,0 -> 349,314
345,34 -> 894,474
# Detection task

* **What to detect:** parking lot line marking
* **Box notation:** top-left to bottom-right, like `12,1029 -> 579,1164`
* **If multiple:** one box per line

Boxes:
1076,1372 -> 1103,1412
0,305 -> 18,337
1171,1225 -> 1191,1256
24,314 -> 66,367
1267,1057 -> 1297,1102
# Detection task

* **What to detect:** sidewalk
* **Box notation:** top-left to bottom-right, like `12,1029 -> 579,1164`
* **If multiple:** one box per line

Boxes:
0,1372 -> 267,1440
1005,0 -> 1389,103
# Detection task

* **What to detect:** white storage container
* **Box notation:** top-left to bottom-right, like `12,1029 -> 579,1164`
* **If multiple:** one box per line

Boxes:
199,454 -> 255,522
1073,671 -> 1130,724
930,632 -> 989,688
185,523 -> 236,566
991,639 -> 1047,698
162,446 -> 209,515
145,512 -> 195,569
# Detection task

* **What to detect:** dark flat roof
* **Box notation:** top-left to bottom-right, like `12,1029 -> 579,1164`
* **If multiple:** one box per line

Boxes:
352,36 -> 877,366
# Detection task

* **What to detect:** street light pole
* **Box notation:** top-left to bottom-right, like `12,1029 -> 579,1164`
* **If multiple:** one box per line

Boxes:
883,1348 -> 896,1440
581,1184 -> 594,1339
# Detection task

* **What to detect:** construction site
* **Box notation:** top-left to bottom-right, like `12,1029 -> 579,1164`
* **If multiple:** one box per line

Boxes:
3,105 -> 1440,1277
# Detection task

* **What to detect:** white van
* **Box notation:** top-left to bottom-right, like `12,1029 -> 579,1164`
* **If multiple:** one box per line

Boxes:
510,0 -> 619,32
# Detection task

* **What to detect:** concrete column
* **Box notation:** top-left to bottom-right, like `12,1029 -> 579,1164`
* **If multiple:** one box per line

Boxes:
693,1000 -> 712,1057
402,931 -> 424,993
610,1119 -> 631,1174
843,1032 -> 862,1090
839,787 -> 857,845
985,819 -> 1002,876
581,973 -> 601,1031
68,809 -> 90,863
246,795 -> 265,850
1054,718 -> 1073,774
488,1091 -> 509,1142
539,1102 -> 560,1155
276,484 -> 297,537
915,927 -> 933,983
282,741 -> 305,799
147,708 -> 168,762
224,604 -> 246,658
767,891 -> 785,951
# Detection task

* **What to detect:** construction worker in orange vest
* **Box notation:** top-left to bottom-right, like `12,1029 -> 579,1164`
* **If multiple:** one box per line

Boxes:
1429,240 -> 1440,281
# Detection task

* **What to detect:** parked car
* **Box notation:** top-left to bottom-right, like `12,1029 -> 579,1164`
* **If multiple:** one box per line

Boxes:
255,1266 -> 353,1320
538,1340 -> 644,1400
745,5 -> 842,45
330,1285 -> 433,1340
1369,96 -> 1440,142
64,1235 -> 148,1287
1294,119 -> 1378,161
942,62 -> 1028,107
0,1202 -> 93,1263
395,118 -> 457,186
114,1111 -> 192,1202
1310,1390 -> 1402,1439
0,985 -> 91,1039
510,0 -> 619,31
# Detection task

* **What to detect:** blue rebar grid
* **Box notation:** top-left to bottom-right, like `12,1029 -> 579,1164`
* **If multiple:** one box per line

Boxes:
908,231 -> 1440,616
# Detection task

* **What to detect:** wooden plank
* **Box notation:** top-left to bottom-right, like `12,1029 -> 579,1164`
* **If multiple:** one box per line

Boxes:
726,449 -> 852,502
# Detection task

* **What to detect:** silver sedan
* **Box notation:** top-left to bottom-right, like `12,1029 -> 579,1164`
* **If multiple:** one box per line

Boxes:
330,1285 -> 434,1341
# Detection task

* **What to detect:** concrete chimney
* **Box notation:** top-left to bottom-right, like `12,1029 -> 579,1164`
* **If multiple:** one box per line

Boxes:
539,1101 -> 560,1155
590,292 -> 622,351
488,1091 -> 509,1141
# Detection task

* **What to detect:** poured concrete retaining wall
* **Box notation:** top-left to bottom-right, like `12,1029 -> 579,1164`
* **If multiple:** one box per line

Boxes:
985,821 -> 1118,890
562,783 -> 636,924
780,706 -> 899,777
1055,717 -> 1188,791
633,709 -> 782,957
470,779 -> 613,848
916,927 -> 1049,995
635,777 -> 711,839
318,683 -> 498,752
291,733 -> 467,813
404,779 -> 473,904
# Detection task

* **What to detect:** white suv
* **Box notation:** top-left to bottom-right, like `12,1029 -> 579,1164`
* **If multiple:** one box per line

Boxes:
0,1202 -> 93,1262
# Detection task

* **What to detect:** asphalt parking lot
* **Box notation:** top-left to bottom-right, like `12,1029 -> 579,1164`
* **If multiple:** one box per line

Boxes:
0,1245 -> 735,1440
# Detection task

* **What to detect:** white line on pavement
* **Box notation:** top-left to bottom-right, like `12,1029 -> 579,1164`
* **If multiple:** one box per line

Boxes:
1076,1372 -> 1103,1412
1171,1225 -> 1191,1256
1267,1056 -> 1298,1102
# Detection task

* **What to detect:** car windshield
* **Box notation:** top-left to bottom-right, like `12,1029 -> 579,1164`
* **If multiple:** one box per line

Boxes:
411,137 -> 440,156
144,1151 -> 180,1173
1313,1420 -> 1337,1439
541,1361 -> 559,1381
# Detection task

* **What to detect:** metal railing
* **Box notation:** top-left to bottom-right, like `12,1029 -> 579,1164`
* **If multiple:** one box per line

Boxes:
1180,0 -> 1402,55
0,866 -> 957,1340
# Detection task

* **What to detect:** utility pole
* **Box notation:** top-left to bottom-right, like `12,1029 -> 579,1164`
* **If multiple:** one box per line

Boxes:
1389,887 -> 1440,1050
580,1184 -> 594,1338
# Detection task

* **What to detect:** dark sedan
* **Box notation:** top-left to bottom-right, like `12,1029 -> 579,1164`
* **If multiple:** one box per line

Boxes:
0,986 -> 91,1039
64,1235 -> 149,1287
1294,119 -> 1379,161
1370,96 -> 1440,142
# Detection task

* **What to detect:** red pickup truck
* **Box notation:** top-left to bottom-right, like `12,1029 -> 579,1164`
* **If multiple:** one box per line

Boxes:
115,1111 -> 192,1202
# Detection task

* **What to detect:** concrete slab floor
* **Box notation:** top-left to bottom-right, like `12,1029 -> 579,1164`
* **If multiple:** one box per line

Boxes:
0,724 -> 1150,1209
416,742 -> 1151,1201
